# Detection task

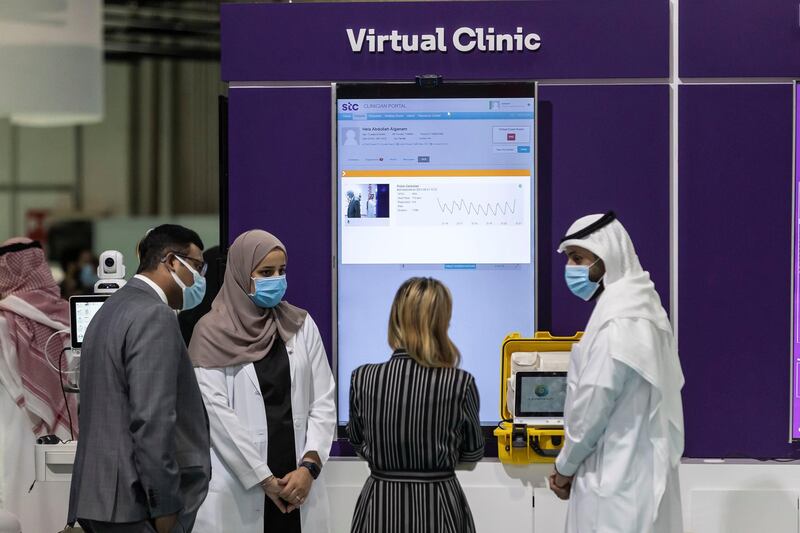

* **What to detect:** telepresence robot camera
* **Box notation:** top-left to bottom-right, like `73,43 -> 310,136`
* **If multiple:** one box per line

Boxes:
94,250 -> 127,294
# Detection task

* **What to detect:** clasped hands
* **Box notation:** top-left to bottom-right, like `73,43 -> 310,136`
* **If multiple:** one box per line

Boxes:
547,467 -> 573,501
260,466 -> 314,513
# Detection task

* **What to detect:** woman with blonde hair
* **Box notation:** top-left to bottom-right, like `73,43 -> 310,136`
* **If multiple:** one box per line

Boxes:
347,277 -> 484,533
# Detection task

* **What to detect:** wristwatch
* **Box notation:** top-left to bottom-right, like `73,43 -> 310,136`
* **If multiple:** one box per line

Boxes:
299,460 -> 321,480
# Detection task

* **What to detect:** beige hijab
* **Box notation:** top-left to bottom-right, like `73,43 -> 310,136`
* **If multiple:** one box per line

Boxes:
189,230 -> 307,368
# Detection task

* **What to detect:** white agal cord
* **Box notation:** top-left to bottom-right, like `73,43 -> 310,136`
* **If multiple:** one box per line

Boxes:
43,329 -> 75,374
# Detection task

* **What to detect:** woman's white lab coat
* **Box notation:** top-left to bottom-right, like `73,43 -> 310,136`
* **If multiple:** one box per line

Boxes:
193,315 -> 336,533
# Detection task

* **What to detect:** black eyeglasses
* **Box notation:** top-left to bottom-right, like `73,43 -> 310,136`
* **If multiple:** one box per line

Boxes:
166,251 -> 208,276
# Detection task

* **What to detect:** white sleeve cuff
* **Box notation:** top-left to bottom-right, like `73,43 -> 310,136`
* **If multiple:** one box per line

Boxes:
238,462 -> 273,490
555,454 -> 580,477
302,440 -> 330,466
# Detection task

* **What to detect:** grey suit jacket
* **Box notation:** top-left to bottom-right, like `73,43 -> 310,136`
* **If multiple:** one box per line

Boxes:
68,277 -> 211,524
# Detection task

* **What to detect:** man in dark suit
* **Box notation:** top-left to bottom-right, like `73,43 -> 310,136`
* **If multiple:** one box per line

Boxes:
346,191 -> 361,218
68,225 -> 211,533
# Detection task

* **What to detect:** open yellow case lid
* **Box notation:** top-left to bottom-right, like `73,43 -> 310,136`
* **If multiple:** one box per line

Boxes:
499,331 -> 583,421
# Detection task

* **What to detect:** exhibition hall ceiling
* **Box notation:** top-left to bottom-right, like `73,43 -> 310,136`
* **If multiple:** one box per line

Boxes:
104,0 -> 219,60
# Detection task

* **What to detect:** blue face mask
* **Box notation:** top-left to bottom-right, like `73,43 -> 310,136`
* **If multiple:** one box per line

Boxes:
250,275 -> 287,309
171,255 -> 207,311
79,264 -> 99,288
564,259 -> 602,301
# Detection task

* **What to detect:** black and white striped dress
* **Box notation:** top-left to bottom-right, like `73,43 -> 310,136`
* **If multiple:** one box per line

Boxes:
347,350 -> 484,533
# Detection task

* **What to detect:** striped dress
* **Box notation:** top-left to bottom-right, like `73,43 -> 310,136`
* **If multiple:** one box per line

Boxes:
347,350 -> 484,533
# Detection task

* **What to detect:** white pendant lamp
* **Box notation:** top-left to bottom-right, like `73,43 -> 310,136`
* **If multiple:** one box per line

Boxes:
0,0 -> 103,127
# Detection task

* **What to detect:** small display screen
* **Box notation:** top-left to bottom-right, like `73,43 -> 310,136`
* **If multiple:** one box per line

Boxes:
516,373 -> 567,416
70,296 -> 108,348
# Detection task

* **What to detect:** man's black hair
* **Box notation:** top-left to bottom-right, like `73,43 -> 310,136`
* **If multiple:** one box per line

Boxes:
136,224 -> 204,274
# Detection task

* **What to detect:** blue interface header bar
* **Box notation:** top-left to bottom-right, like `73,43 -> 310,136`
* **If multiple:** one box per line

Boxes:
338,111 -> 535,121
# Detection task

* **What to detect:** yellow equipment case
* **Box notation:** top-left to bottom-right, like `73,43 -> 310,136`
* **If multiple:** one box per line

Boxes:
494,331 -> 582,464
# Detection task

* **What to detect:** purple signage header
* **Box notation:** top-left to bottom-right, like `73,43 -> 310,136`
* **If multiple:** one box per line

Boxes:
793,83 -> 800,440
680,0 -> 800,78
221,1 -> 669,82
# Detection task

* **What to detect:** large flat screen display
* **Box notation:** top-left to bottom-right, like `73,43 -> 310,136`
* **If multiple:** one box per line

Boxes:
336,82 -> 536,424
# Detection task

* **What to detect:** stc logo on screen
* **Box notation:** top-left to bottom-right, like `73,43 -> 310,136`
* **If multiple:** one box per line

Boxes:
341,102 -> 408,111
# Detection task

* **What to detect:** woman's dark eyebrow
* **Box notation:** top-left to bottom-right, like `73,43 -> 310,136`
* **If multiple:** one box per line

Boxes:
260,264 -> 287,271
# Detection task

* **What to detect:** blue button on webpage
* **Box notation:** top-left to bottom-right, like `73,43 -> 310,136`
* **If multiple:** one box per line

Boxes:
517,146 -> 531,153
444,264 -> 477,270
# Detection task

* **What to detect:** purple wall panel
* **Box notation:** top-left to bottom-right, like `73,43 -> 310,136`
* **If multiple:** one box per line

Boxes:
679,84 -> 797,457
226,84 -> 671,456
680,0 -> 800,78
226,85 -> 671,360
221,1 -> 669,82
220,0 -> 800,461
227,87 -> 333,357
537,85 -> 670,336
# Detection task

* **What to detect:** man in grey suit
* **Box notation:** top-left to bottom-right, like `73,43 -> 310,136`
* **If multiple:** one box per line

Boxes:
68,225 -> 211,533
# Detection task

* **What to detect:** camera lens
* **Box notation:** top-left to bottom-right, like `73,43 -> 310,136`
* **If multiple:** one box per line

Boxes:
105,257 -> 115,268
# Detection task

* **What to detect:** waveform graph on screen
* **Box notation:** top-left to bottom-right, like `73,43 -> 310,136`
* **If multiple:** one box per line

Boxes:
341,169 -> 532,264
397,179 -> 526,227
436,192 -> 522,224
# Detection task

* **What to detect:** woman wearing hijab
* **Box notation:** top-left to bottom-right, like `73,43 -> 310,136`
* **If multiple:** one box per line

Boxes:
190,230 -> 336,533
0,238 -> 78,526
548,212 -> 684,533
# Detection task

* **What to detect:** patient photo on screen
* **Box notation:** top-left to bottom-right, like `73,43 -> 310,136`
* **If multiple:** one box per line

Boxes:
519,375 -> 567,414
342,127 -> 360,146
344,184 -> 390,223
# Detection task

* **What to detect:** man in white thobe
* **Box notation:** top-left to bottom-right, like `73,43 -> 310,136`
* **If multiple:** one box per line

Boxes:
548,212 -> 685,533
366,193 -> 376,218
